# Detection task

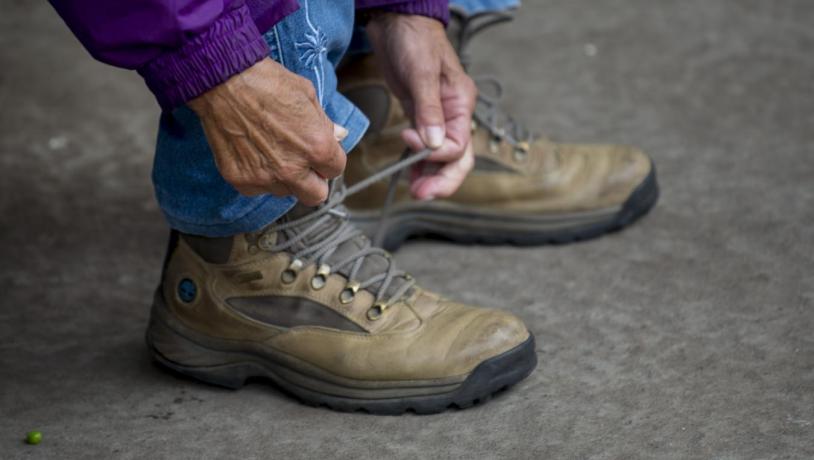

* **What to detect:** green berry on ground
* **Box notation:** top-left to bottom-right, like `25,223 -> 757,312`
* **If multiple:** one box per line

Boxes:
26,431 -> 42,445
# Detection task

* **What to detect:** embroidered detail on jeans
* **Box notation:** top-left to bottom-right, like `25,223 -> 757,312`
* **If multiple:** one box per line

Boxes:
295,0 -> 328,103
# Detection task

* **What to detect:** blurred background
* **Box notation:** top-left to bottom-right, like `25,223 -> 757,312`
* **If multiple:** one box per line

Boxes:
1,0 -> 813,458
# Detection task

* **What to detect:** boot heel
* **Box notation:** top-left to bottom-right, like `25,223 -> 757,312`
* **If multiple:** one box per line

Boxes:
146,295 -> 255,390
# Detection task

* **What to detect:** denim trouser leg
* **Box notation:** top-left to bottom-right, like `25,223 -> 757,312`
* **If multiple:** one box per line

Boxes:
152,0 -> 369,237
450,0 -> 520,14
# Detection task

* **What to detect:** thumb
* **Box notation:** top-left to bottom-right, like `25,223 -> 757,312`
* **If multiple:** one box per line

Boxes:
409,76 -> 445,149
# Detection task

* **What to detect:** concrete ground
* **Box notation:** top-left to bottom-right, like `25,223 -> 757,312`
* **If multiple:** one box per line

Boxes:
2,0 -> 813,458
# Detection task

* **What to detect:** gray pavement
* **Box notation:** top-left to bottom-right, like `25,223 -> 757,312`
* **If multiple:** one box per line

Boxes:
1,1 -> 813,458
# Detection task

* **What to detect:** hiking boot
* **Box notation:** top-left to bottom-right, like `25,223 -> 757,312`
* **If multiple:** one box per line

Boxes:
337,10 -> 658,251
146,166 -> 536,415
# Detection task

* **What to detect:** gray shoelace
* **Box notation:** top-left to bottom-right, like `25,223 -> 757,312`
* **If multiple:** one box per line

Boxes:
257,148 -> 432,320
451,9 -> 535,151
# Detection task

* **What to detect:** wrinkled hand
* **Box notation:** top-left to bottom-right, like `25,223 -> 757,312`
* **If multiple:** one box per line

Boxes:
366,13 -> 477,200
188,58 -> 347,205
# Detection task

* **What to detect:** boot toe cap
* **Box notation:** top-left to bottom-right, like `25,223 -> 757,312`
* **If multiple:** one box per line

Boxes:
446,306 -> 531,373
605,145 -> 653,192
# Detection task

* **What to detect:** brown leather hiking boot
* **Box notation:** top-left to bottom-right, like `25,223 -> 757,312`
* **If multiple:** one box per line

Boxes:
146,172 -> 536,415
337,11 -> 658,251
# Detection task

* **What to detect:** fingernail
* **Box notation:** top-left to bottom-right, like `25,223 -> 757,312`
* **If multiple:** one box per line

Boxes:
424,126 -> 444,149
334,124 -> 349,141
419,184 -> 436,201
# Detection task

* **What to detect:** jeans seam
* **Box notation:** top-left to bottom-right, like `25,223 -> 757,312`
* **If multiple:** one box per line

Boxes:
273,24 -> 285,67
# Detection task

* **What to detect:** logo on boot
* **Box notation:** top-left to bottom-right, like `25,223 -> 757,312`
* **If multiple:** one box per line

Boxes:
177,278 -> 197,303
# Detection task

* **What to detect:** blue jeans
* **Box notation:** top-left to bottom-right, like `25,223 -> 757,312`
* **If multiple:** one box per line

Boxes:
451,0 -> 519,14
152,0 -> 519,237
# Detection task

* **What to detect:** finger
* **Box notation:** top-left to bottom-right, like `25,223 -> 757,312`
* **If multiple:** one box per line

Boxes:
305,110 -> 347,180
402,129 -> 443,189
401,128 -> 425,151
310,138 -> 347,180
408,161 -> 441,200
426,114 -> 472,163
410,142 -> 474,200
407,72 -> 445,149
425,137 -> 464,163
334,123 -> 348,142
426,72 -> 477,162
286,169 -> 330,206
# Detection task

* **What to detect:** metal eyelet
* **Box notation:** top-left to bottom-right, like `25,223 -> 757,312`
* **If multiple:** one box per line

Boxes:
281,258 -> 303,284
310,264 -> 331,290
366,302 -> 389,321
489,138 -> 501,155
257,233 -> 275,251
513,141 -> 530,162
339,280 -> 360,304
244,234 -> 261,254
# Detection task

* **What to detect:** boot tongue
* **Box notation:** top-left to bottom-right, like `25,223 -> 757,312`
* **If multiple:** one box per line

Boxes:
284,202 -> 318,220
325,230 -> 392,289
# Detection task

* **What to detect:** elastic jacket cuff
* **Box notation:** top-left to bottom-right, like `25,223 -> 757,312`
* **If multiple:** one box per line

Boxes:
138,4 -> 269,111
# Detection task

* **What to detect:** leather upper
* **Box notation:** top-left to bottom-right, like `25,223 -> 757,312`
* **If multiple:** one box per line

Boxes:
161,233 -> 530,381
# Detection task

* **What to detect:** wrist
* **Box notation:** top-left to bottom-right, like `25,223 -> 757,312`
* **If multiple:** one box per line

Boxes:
364,11 -> 402,37
189,57 -> 275,116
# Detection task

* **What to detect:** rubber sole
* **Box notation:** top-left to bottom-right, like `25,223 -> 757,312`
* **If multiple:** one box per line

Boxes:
352,167 -> 660,251
146,302 -> 538,415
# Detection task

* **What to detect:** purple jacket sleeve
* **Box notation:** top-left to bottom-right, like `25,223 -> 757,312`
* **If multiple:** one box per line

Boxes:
49,0 -> 445,111
356,0 -> 450,25
48,0 -> 298,110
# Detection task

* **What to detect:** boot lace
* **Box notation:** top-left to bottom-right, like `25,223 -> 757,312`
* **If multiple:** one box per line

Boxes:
256,149 -> 432,321
451,9 -> 536,157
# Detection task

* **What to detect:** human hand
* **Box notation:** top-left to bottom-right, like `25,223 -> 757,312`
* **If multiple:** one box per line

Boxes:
188,57 -> 347,206
366,13 -> 477,200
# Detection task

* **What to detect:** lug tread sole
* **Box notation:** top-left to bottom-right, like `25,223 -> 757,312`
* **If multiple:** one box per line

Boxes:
360,168 -> 660,251
149,333 -> 537,416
